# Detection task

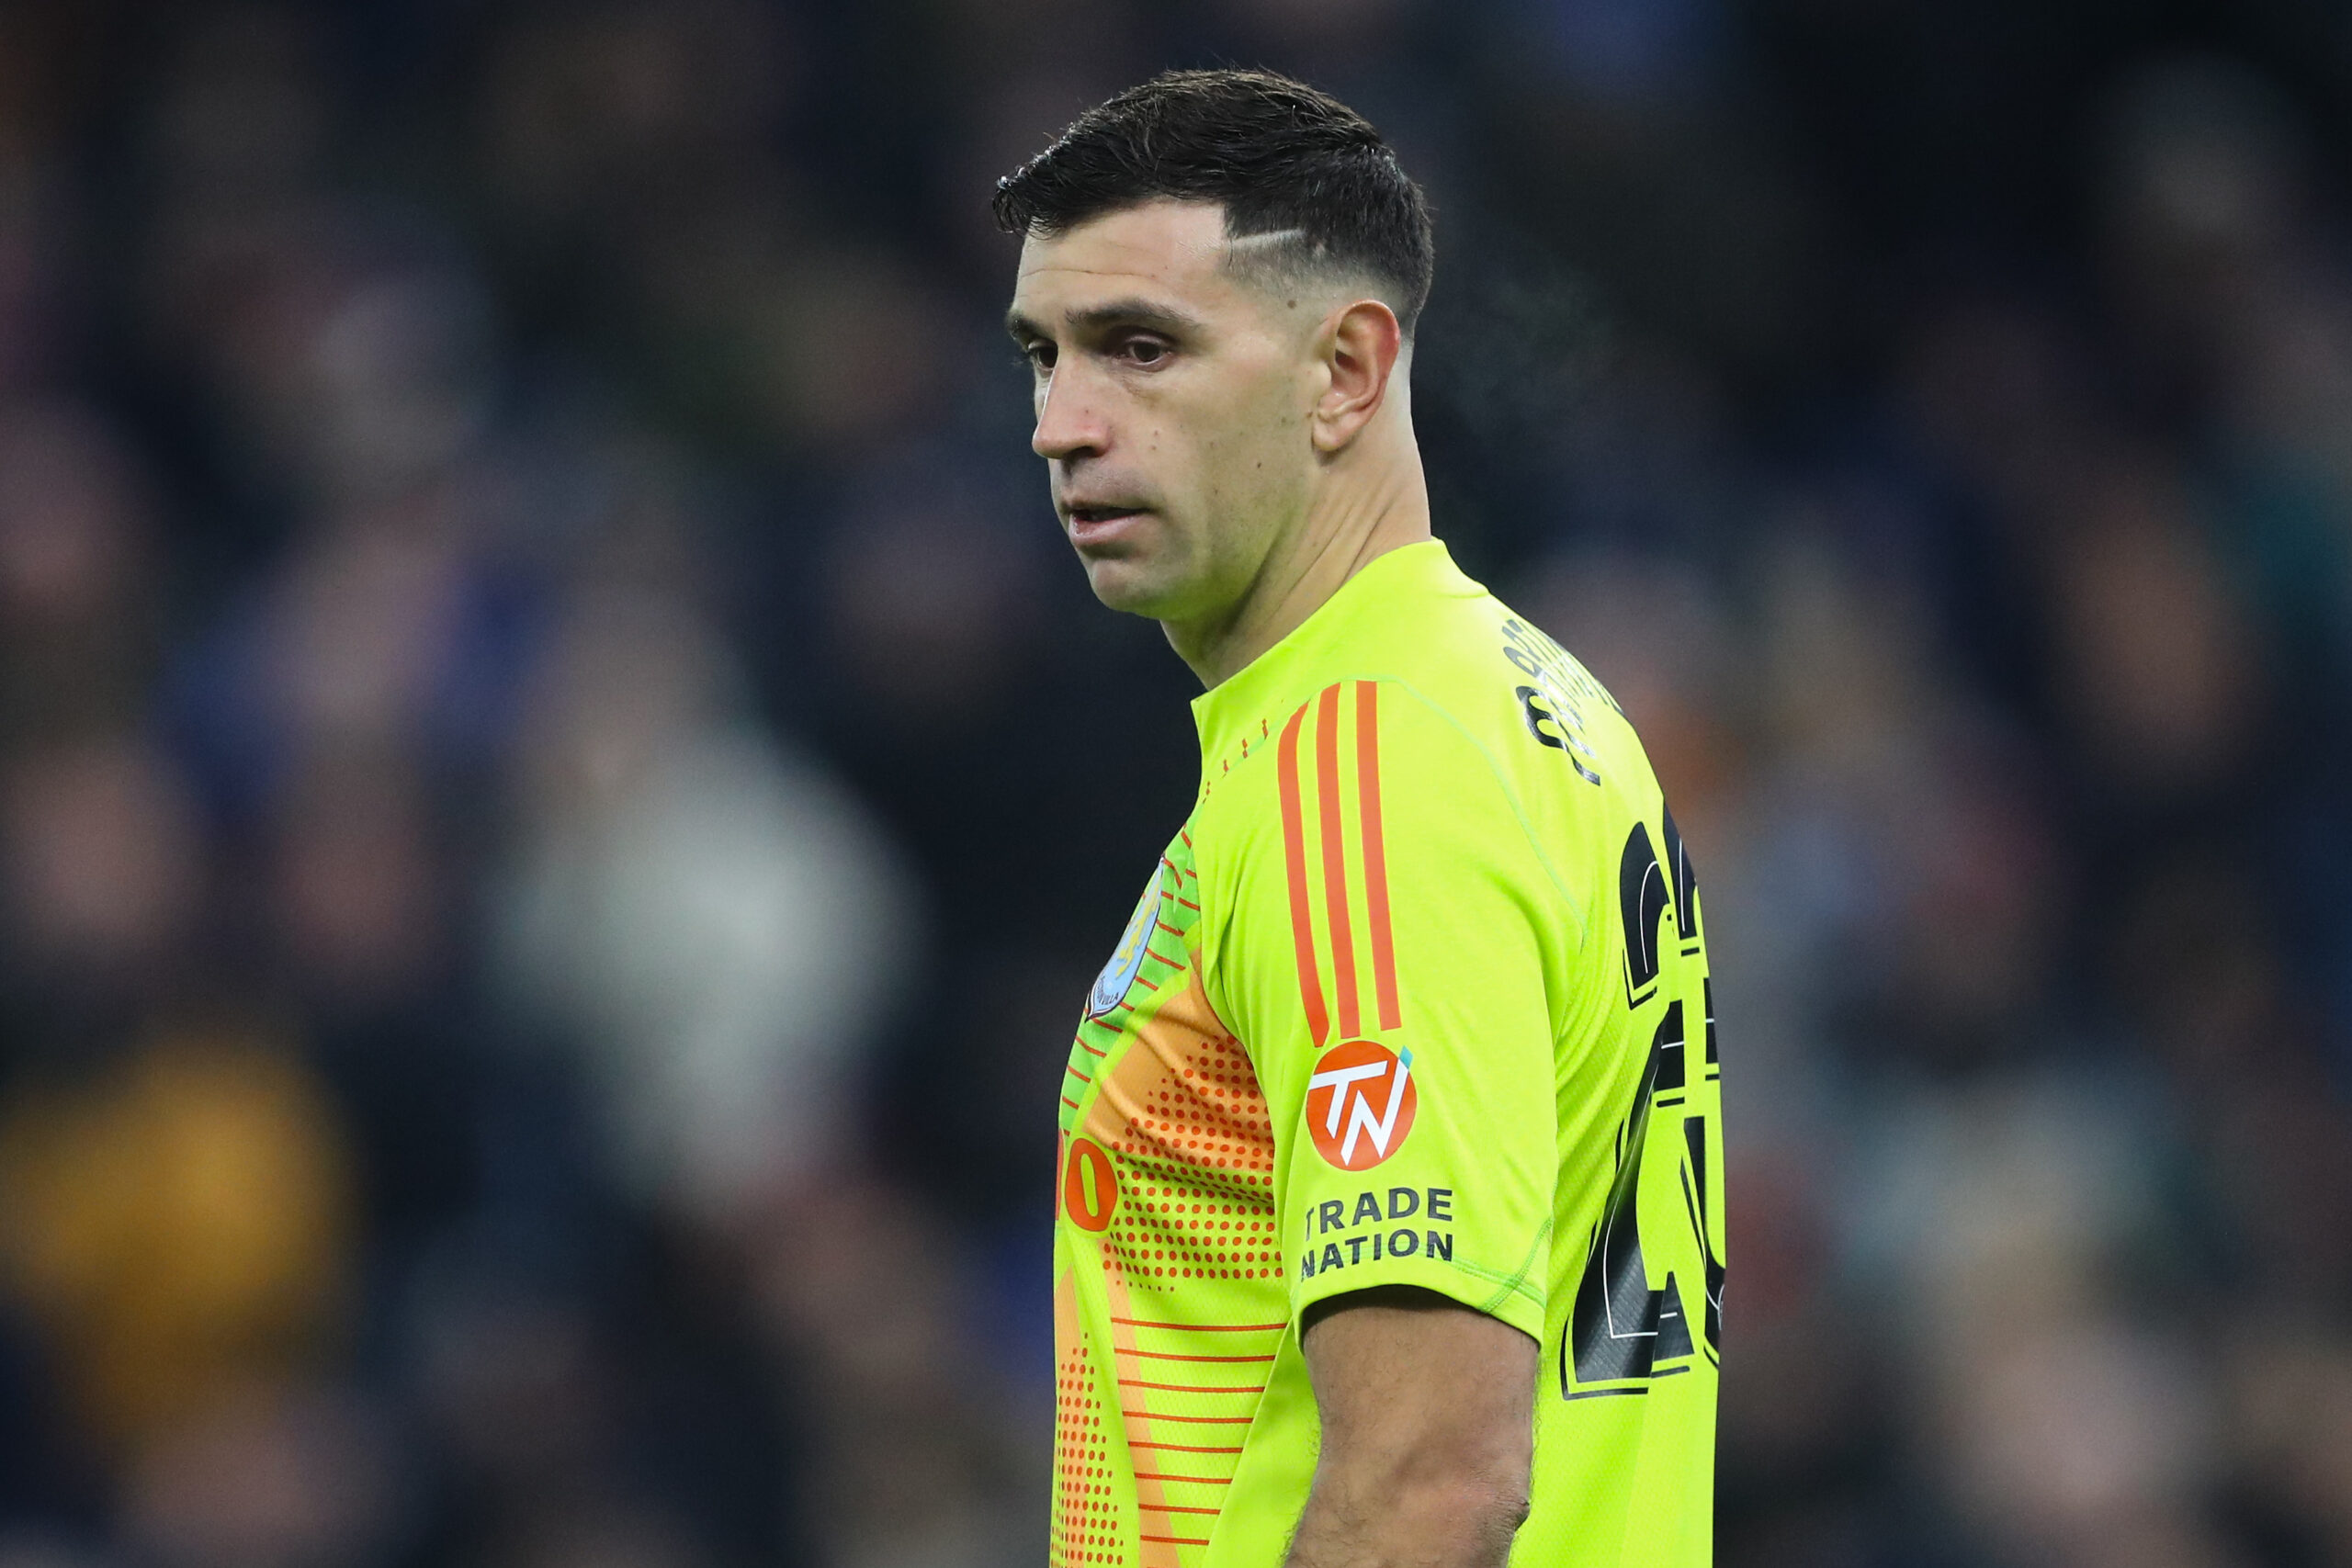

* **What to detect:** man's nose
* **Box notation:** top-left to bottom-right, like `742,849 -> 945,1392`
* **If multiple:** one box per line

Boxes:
1032,365 -> 1108,462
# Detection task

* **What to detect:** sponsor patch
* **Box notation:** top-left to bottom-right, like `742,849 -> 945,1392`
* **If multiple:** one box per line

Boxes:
1306,1040 -> 1418,1170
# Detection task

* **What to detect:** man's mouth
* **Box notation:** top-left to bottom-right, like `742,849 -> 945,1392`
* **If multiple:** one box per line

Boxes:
1064,504 -> 1151,549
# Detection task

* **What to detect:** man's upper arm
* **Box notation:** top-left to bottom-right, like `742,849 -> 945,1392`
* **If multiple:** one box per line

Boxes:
1302,1285 -> 1537,1461
1290,1285 -> 1538,1564
1217,682 -> 1564,1346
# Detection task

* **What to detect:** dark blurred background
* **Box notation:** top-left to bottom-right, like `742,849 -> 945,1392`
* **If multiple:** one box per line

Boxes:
0,2 -> 2349,1565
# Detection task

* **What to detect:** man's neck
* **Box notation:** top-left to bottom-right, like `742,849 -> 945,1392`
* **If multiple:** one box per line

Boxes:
1168,445 -> 1433,688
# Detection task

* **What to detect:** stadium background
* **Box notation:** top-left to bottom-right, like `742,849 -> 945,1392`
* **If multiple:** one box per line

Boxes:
2,1 -> 2350,1564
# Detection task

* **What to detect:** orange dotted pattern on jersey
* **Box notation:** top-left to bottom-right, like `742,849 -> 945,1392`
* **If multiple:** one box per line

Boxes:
1122,1034 -> 1272,1173
1103,1038 -> 1281,1285
1055,1326 -> 1126,1567
1064,842 -> 1289,1567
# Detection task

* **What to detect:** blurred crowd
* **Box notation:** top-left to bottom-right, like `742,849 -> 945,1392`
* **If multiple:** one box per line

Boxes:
0,2 -> 2349,1566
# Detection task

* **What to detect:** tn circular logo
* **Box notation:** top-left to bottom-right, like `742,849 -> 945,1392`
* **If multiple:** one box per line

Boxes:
1306,1041 -> 1418,1170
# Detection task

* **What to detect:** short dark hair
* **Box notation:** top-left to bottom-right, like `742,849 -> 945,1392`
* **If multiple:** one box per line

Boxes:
993,69 -> 1435,334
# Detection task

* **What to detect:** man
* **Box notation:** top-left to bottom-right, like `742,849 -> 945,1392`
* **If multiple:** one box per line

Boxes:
1000,70 -> 1723,1568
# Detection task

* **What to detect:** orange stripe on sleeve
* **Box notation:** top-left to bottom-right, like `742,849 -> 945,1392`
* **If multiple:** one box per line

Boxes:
1277,703 -> 1330,1045
1316,683 -> 1362,1040
1356,680 -> 1401,1032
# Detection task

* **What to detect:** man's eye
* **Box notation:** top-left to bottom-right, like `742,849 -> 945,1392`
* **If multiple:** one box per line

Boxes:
1025,343 -> 1057,371
1122,339 -> 1170,366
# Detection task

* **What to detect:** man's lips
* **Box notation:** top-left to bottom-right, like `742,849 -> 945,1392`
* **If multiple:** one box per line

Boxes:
1064,504 -> 1150,545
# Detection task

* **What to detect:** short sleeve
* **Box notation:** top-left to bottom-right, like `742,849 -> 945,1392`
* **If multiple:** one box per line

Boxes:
1208,679 -> 1565,1346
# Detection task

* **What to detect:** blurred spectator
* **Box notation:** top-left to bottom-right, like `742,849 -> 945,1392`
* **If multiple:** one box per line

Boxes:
0,1025 -> 354,1454
0,402 -> 158,745
495,523 -> 917,1227
2,736 -> 203,1037
119,1380 -> 401,1568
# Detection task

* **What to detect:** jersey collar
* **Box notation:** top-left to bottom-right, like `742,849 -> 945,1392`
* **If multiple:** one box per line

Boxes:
1190,538 -> 1477,767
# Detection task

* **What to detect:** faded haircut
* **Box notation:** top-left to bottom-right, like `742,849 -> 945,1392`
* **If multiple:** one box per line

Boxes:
992,68 -> 1436,335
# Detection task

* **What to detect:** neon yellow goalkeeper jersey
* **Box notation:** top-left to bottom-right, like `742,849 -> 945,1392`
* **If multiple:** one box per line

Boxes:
1053,539 -> 1723,1567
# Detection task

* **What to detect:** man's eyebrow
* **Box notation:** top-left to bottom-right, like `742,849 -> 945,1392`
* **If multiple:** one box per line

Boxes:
1071,298 -> 1208,337
1004,298 -> 1209,343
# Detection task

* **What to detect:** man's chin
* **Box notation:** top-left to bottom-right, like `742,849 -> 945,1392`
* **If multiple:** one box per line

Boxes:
1091,561 -> 1185,615
1080,556 -> 1187,618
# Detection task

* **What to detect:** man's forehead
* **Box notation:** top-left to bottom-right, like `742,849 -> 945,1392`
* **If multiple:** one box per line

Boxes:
1012,199 -> 1244,320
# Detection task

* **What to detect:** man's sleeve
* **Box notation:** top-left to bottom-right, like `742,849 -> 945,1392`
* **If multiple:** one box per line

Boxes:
1211,680 -> 1569,1346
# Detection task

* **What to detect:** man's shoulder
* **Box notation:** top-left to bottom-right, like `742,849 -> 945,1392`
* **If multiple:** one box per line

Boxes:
1330,578 -> 1635,819
1325,585 -> 1665,931
1189,553 -> 1655,897
1186,647 -> 1577,919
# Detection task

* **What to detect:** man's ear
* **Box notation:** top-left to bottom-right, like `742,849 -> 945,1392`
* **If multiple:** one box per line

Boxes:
1310,299 -> 1404,455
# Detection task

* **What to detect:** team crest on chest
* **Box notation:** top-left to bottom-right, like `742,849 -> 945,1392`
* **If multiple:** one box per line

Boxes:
1087,864 -> 1166,1021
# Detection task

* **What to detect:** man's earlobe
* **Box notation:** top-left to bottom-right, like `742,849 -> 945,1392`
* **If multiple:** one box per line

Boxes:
1312,299 -> 1403,454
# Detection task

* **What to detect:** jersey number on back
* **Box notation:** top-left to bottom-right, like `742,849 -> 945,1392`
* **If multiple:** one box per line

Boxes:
1564,812 -> 1725,1396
